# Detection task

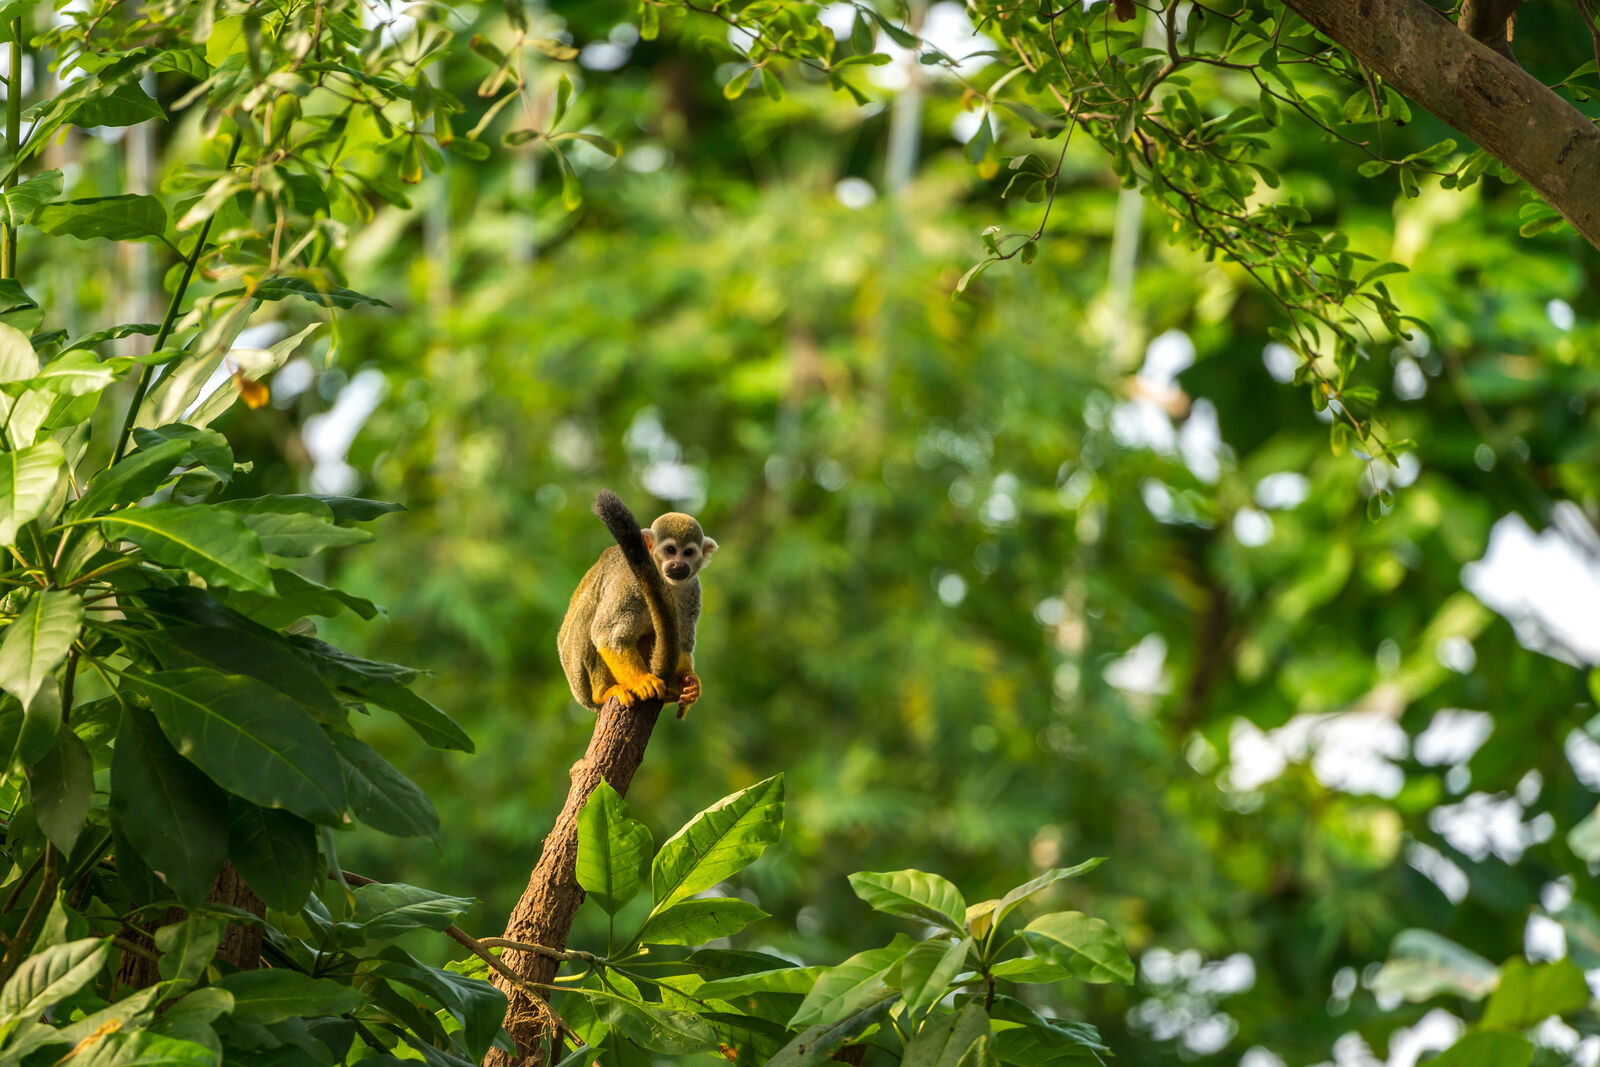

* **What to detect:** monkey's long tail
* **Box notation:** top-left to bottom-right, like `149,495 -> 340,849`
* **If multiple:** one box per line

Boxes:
592,489 -> 681,689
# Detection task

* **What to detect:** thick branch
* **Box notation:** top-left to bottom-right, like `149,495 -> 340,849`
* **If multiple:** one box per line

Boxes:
482,695 -> 665,1066
1282,0 -> 1600,249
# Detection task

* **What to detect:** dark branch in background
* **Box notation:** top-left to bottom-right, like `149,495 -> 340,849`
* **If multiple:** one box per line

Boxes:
1457,0 -> 1522,60
483,492 -> 683,1066
1281,0 -> 1600,249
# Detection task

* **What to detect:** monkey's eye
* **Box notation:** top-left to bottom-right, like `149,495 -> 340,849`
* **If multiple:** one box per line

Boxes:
683,547 -> 696,558
663,545 -> 677,556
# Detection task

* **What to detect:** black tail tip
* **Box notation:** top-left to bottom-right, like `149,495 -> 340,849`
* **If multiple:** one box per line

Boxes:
593,488 -> 640,532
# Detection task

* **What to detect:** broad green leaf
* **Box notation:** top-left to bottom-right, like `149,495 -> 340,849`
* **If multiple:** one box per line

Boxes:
14,984 -> 163,1060
369,947 -> 508,1061
218,496 -> 372,556
155,917 -> 225,986
848,870 -> 967,932
0,280 -> 39,333
129,424 -> 234,482
30,726 -> 92,854
954,1034 -> 999,1067
1369,929 -> 1498,1002
22,350 -> 127,397
0,937 -> 110,1024
215,969 -> 365,1024
32,194 -> 169,242
1020,912 -> 1134,985
0,321 -> 35,383
652,773 -> 784,911
901,1001 -> 989,1067
577,986 -> 719,1055
0,590 -> 82,712
250,277 -> 389,308
896,937 -> 972,1015
228,800 -> 317,912
634,897 -> 768,947
1480,958 -> 1590,1028
109,707 -> 228,905
350,881 -> 475,938
987,994 -> 1108,1054
355,682 -> 472,752
70,436 -> 192,518
987,858 -> 1105,933
102,505 -> 273,592
15,678 -> 59,764
224,567 -> 380,627
127,669 -> 346,823
293,494 -> 406,523
63,82 -> 165,127
988,955 -> 1072,983
65,321 -> 160,351
0,439 -> 64,544
790,936 -> 913,1028
697,965 -> 825,1000
771,987 -> 898,1066
331,730 -> 441,840
145,625 -> 343,721
1430,1031 -> 1533,1067
577,780 -> 653,915
289,636 -> 422,687
0,170 -> 61,228
64,1030 -> 215,1065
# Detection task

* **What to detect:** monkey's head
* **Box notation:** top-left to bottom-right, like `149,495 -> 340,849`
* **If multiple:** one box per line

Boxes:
643,512 -> 718,585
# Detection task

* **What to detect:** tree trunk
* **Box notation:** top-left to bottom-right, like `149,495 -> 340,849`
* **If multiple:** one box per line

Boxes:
482,695 -> 665,1066
1282,0 -> 1600,249
115,862 -> 265,989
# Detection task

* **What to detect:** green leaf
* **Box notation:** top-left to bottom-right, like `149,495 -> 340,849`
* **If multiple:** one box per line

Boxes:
70,437 -> 192,519
985,858 -> 1104,935
59,1030 -> 216,1065
580,986 -> 719,1055
228,800 -> 317,912
0,439 -> 64,544
332,730 -> 441,840
218,496 -> 373,556
0,320 -> 36,383
65,322 -> 161,352
1480,958 -> 1590,1028
145,625 -> 343,722
0,169 -> 62,228
110,706 -> 229,906
0,937 -> 111,1025
32,194 -> 170,243
215,969 -> 365,1024
790,936 -> 912,1028
634,897 -> 768,947
577,780 -> 653,915
987,994 -> 1108,1055
350,881 -> 476,938
848,869 -> 967,932
368,948 -> 508,1061
250,276 -> 389,308
155,917 -> 225,986
355,682 -> 473,752
63,82 -> 165,127
129,424 -> 234,482
897,937 -> 972,1015
1430,1032 -> 1533,1067
102,504 -> 273,592
225,567 -> 379,627
127,668 -> 347,823
652,773 -> 784,911
0,280 -> 40,333
901,1001 -> 989,1067
987,955 -> 1072,983
21,350 -> 127,397
30,726 -> 92,854
723,67 -> 755,99
1020,912 -> 1134,984
696,965 -> 825,999
771,987 -> 898,1066
0,590 -> 81,713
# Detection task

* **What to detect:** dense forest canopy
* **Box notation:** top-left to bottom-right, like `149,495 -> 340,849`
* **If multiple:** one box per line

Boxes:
0,0 -> 1591,1065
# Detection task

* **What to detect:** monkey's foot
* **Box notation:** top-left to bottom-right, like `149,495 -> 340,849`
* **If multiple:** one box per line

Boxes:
675,673 -> 701,719
627,673 -> 667,702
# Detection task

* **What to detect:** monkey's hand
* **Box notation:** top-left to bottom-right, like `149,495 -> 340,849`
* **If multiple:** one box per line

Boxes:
675,671 -> 701,719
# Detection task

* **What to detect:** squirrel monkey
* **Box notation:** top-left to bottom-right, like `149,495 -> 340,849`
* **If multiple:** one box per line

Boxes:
559,492 -> 718,718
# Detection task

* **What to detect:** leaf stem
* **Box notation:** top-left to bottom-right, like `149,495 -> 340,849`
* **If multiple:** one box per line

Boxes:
1,18 -> 20,278
109,129 -> 245,466
0,846 -> 57,984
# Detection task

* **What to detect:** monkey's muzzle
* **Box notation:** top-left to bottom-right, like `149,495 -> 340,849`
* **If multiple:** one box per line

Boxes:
665,561 -> 691,581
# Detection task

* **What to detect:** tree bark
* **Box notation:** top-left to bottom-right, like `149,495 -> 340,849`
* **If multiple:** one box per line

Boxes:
115,862 -> 265,990
1282,0 -> 1600,250
482,695 -> 665,1067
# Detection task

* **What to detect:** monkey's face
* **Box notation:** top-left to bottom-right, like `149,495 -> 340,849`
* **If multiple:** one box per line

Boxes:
644,514 -> 718,585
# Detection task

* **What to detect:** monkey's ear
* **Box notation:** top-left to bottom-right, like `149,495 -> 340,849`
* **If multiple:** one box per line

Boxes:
642,528 -> 656,552
701,536 -> 718,562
